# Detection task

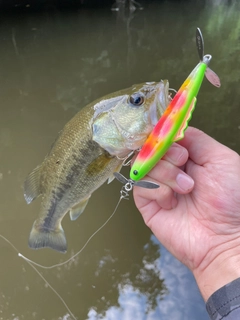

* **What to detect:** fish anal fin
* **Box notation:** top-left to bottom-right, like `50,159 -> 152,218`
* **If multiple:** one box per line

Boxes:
24,165 -> 42,204
69,195 -> 91,221
174,97 -> 197,142
107,162 -> 123,184
28,220 -> 67,253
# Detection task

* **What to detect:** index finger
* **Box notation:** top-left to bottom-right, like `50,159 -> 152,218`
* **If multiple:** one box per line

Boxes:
178,127 -> 231,166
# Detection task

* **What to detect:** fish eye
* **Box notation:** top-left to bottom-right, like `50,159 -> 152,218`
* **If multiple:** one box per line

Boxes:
129,92 -> 145,107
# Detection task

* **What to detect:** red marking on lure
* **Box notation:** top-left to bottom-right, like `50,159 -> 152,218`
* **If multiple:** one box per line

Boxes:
130,28 -> 221,182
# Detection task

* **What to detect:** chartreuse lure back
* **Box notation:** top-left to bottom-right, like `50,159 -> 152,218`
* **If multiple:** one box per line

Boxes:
130,28 -> 221,181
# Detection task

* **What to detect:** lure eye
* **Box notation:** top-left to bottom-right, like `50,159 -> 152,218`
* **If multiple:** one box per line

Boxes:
129,92 -> 144,107
133,170 -> 138,176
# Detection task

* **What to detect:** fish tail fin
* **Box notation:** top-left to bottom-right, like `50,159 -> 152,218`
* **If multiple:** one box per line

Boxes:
28,220 -> 67,253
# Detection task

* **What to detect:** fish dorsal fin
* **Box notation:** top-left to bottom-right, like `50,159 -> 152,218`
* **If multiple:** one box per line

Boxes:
69,195 -> 91,221
24,165 -> 42,204
174,97 -> 197,141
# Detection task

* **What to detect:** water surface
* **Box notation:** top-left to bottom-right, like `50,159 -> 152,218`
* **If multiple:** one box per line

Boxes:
0,1 -> 239,319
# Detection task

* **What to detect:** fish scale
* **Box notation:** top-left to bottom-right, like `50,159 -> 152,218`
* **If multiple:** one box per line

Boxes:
24,81 -> 170,252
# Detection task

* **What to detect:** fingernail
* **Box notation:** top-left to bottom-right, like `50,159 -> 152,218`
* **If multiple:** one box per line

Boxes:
176,173 -> 194,191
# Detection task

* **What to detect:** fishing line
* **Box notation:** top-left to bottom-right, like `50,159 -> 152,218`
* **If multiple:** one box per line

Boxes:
0,234 -> 77,320
18,190 -> 128,269
0,185 -> 130,319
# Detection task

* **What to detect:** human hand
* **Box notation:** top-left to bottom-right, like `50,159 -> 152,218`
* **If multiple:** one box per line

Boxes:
133,127 -> 240,300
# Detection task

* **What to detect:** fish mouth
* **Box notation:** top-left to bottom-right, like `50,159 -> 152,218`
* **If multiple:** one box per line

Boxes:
149,80 -> 170,126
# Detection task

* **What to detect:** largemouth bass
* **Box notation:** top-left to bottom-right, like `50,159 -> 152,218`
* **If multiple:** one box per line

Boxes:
24,81 -> 170,253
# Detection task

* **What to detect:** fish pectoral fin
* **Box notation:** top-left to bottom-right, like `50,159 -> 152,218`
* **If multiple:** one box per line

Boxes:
174,97 -> 197,142
24,165 -> 42,204
28,220 -> 67,253
69,195 -> 91,221
108,175 -> 115,184
107,162 -> 123,184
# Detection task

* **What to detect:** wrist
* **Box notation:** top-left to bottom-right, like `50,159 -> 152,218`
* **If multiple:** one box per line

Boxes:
193,239 -> 240,301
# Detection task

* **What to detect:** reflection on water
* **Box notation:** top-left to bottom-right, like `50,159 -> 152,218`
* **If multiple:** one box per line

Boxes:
111,0 -> 143,12
0,0 -> 239,319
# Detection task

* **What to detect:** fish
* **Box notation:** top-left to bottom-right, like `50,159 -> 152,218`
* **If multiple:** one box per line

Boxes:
24,80 -> 170,253
130,28 -> 221,181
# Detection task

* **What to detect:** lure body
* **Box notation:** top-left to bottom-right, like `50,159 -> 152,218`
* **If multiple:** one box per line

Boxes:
130,55 -> 216,181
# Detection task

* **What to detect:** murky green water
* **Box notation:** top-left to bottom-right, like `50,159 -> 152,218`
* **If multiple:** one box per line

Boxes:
0,0 -> 239,319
